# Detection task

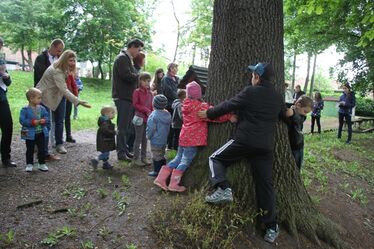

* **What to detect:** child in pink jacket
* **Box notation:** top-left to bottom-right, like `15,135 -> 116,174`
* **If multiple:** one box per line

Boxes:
154,81 -> 235,192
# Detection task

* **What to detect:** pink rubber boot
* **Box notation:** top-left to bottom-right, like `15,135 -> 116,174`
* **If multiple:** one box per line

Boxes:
153,166 -> 173,190
168,169 -> 186,192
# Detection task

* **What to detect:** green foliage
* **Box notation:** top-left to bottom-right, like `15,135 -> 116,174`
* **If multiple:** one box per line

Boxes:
98,226 -> 112,240
41,227 -> 76,247
144,52 -> 169,76
355,98 -> 374,117
112,191 -> 128,216
151,191 -> 258,249
81,240 -> 95,249
68,202 -> 91,219
63,186 -> 87,200
284,0 -> 374,95
0,230 -> 15,246
349,188 -> 368,205
126,244 -> 138,249
121,175 -> 131,188
96,187 -> 109,199
303,132 -> 374,208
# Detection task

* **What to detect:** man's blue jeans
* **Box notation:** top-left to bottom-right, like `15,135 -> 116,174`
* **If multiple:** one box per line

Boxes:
167,146 -> 198,171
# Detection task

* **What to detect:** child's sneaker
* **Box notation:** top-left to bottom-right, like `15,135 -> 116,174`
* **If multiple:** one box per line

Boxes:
102,161 -> 113,169
264,224 -> 279,243
38,164 -> 48,172
205,187 -> 233,204
25,164 -> 33,172
91,159 -> 99,169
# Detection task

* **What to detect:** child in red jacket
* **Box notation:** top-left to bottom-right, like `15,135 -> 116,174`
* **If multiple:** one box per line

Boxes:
132,72 -> 153,166
154,81 -> 235,192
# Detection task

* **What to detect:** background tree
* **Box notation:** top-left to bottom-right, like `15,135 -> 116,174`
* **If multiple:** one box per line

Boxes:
0,0 -> 47,70
183,0 -> 343,247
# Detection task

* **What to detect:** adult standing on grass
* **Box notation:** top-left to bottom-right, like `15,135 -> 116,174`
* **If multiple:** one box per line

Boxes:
112,38 -> 144,161
36,50 -> 91,155
337,83 -> 356,144
34,39 -> 65,161
0,37 -> 17,167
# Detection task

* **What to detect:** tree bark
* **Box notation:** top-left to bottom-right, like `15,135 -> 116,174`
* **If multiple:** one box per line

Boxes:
309,54 -> 317,97
184,0 -> 343,247
303,52 -> 312,93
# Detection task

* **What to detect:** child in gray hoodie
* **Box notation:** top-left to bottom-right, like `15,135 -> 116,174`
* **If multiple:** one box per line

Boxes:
146,94 -> 171,176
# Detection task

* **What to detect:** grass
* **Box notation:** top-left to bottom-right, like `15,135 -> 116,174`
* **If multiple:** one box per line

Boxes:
7,71 -> 113,131
302,131 -> 374,206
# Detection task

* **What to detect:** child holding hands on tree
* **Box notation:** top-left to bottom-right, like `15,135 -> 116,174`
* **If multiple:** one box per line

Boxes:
153,81 -> 236,192
286,95 -> 313,170
20,88 -> 50,172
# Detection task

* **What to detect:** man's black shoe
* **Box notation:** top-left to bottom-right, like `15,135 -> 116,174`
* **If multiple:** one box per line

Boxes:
2,160 -> 17,167
66,136 -> 76,143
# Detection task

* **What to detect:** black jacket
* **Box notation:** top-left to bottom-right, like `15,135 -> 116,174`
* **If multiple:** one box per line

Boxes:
112,51 -> 138,101
96,116 -> 116,152
206,81 -> 283,150
287,109 -> 306,150
34,50 -> 50,87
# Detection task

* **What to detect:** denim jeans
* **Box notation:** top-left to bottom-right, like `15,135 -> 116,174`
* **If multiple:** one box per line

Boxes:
52,98 -> 66,146
292,147 -> 304,170
98,151 -> 110,162
167,146 -> 198,171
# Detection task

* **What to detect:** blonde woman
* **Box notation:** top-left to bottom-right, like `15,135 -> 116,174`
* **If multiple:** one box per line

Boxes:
36,50 -> 90,156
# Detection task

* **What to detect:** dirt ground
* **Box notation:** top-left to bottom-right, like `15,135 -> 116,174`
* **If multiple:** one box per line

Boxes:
0,130 -> 373,249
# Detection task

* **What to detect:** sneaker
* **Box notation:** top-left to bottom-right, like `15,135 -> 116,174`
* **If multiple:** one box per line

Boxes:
264,225 -> 279,243
45,154 -> 61,161
38,164 -> 49,172
56,145 -> 67,154
148,171 -> 158,177
103,161 -> 113,169
25,164 -> 33,172
133,159 -> 146,166
91,159 -> 99,169
205,187 -> 233,204
142,158 -> 152,165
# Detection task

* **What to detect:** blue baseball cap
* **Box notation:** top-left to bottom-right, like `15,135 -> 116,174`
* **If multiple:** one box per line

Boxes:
247,62 -> 274,80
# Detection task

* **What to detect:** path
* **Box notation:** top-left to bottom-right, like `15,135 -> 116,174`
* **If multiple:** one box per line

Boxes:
0,130 -> 164,249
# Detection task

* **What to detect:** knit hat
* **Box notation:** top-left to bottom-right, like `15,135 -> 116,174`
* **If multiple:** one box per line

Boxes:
186,81 -> 202,99
153,94 -> 168,109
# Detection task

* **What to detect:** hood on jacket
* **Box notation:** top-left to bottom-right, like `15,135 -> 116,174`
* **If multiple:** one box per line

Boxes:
154,109 -> 172,125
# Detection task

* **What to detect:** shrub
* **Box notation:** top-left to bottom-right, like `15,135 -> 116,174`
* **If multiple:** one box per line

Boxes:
355,97 -> 374,117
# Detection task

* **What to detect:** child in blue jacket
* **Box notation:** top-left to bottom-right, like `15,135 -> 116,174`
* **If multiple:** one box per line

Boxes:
146,94 -> 171,176
20,88 -> 50,172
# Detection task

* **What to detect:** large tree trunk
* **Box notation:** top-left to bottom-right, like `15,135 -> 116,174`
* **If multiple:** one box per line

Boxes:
309,54 -> 317,97
184,0 -> 342,247
303,52 -> 312,93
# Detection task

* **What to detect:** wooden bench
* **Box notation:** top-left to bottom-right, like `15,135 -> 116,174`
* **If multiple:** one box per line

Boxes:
351,116 -> 374,132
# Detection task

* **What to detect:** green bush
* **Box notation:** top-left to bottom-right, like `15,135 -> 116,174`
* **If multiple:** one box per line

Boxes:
355,97 -> 374,117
